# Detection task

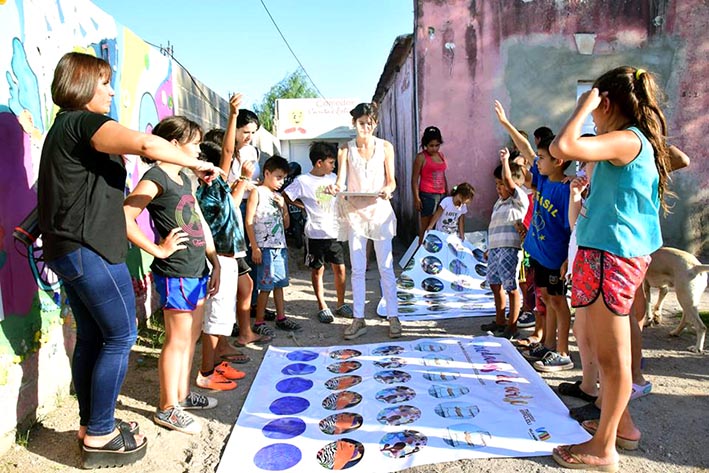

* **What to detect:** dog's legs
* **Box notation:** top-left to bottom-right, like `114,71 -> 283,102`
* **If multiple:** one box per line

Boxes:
642,280 -> 652,328
652,286 -> 669,326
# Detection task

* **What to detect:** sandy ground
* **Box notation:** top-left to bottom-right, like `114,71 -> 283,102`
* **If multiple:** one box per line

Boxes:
1,245 -> 708,473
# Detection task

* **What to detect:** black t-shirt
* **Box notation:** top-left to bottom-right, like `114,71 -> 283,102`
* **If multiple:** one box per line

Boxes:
142,166 -> 208,278
38,110 -> 128,264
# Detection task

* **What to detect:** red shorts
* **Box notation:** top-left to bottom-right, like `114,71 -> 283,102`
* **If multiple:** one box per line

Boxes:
571,248 -> 650,316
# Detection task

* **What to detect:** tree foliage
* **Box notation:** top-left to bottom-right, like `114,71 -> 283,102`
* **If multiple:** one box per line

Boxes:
254,69 -> 318,133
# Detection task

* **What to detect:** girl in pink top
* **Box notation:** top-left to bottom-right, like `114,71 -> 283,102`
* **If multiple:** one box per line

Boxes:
411,126 -> 448,240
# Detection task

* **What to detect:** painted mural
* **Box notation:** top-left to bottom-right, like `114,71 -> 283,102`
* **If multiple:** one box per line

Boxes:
0,0 -> 205,437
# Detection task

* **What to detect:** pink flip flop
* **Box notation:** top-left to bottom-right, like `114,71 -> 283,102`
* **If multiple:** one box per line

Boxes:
630,382 -> 652,400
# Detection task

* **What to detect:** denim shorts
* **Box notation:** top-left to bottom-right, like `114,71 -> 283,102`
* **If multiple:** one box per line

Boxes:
154,274 -> 209,311
256,247 -> 289,291
420,192 -> 446,217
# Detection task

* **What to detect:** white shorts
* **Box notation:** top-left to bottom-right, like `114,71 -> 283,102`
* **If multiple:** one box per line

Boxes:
203,255 -> 238,336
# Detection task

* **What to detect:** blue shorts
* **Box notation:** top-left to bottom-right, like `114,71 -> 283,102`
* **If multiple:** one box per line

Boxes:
256,248 -> 289,291
154,274 -> 209,311
486,247 -> 522,292
420,192 -> 446,217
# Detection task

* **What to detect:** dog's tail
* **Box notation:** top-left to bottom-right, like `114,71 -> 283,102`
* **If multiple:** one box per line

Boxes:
689,264 -> 709,279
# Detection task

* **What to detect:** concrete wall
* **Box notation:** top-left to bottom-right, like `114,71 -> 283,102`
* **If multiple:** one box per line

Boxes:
0,0 -> 228,452
386,0 -> 707,254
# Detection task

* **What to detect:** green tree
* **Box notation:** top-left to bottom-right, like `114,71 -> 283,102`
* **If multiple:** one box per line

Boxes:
254,69 -> 318,133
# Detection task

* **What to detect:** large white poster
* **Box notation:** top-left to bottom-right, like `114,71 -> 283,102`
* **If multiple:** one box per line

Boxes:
378,230 -> 496,320
219,336 -> 589,472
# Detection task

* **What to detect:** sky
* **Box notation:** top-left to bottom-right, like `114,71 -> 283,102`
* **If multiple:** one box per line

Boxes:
92,0 -> 415,109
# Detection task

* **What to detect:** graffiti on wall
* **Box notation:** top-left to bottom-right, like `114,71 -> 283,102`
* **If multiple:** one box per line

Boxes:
0,0 -> 176,362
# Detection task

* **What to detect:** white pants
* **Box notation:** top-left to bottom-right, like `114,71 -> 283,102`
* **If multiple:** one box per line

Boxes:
203,255 -> 238,336
348,232 -> 398,319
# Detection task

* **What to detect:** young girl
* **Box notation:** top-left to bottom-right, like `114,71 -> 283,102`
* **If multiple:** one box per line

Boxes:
332,102 -> 400,340
124,116 -> 221,435
550,66 -> 670,471
424,183 -> 475,241
411,126 -> 448,240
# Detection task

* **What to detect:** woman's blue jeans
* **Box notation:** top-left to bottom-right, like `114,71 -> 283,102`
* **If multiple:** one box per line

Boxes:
47,246 -> 137,436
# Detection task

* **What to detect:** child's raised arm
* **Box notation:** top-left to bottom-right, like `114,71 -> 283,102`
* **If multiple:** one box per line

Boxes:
494,101 -> 536,166
220,93 -> 243,177
499,148 -> 518,192
230,159 -> 255,205
123,180 -> 188,259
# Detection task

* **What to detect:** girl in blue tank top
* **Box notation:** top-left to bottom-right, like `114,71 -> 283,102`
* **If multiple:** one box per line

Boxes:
550,67 -> 673,471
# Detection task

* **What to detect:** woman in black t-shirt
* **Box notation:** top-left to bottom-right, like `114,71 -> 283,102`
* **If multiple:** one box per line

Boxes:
37,52 -> 219,469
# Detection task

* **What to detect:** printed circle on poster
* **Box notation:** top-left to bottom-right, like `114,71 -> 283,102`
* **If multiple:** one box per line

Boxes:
254,443 -> 302,470
276,377 -> 314,394
397,291 -> 415,301
372,345 -> 405,356
404,257 -> 416,270
414,341 -> 447,352
376,405 -> 422,425
421,277 -> 444,292
475,263 -> 488,277
286,350 -> 319,362
398,300 -> 416,307
322,391 -> 363,411
262,417 -> 307,439
397,275 -> 415,290
374,357 -> 407,369
319,412 -> 364,435
324,374 -> 363,391
480,279 -> 490,290
423,293 -> 446,301
329,349 -> 362,360
428,383 -> 470,399
473,248 -> 487,263
451,277 -> 475,292
434,401 -> 480,419
427,303 -> 450,312
421,256 -> 443,275
423,354 -> 454,366
422,233 -> 443,253
327,360 -> 362,374
447,241 -> 468,257
398,306 -> 417,314
316,438 -> 364,470
375,386 -> 416,404
374,369 -> 411,384
449,259 -> 468,275
281,363 -> 316,376
379,430 -> 428,458
269,396 -> 310,415
422,368 -> 460,381
444,423 -> 492,449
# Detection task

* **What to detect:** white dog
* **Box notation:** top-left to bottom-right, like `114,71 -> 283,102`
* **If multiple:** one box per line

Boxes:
643,247 -> 708,353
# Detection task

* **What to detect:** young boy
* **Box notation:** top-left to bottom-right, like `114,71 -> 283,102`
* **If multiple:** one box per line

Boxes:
284,142 -> 352,323
494,101 -> 572,372
480,148 -> 529,339
245,156 -> 302,333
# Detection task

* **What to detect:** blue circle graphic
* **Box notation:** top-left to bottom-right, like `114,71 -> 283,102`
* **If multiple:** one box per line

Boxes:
281,363 -> 316,375
287,350 -> 319,361
254,443 -> 302,470
276,377 -> 314,394
262,417 -> 307,439
269,396 -> 310,415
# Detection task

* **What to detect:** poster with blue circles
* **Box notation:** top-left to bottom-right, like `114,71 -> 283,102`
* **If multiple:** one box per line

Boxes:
378,230 -> 496,320
217,337 -> 590,472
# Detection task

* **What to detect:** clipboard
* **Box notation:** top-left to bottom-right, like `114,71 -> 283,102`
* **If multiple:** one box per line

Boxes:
337,191 -> 380,197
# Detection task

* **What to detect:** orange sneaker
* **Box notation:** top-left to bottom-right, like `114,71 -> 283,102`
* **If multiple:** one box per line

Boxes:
196,371 -> 237,391
214,361 -> 246,380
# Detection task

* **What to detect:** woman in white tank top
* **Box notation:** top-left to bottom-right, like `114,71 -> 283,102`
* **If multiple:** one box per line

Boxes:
331,102 -> 401,340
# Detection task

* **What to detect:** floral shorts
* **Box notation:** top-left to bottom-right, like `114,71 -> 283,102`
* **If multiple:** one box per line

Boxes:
571,247 -> 650,316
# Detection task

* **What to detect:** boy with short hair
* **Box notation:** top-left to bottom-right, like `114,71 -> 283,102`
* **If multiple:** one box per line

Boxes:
245,156 -> 302,333
480,148 -> 529,339
284,142 -> 351,323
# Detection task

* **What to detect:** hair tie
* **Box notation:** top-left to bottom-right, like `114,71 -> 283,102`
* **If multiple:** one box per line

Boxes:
635,68 -> 646,80
452,185 -> 457,192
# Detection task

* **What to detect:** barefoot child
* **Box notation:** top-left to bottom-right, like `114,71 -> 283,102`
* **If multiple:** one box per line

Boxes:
284,141 -> 351,323
124,116 -> 220,434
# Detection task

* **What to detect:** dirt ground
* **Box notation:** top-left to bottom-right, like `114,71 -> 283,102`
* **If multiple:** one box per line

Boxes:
1,244 -> 708,473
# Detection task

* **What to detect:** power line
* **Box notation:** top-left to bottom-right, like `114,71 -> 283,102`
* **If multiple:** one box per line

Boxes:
258,0 -> 329,104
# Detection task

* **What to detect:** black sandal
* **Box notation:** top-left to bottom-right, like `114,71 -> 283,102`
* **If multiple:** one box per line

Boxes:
558,380 -> 598,403
82,427 -> 148,469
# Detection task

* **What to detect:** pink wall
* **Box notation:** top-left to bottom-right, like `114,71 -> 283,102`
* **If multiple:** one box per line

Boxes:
407,0 -> 708,254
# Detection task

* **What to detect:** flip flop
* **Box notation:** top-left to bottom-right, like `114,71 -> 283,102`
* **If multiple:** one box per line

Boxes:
552,444 -> 619,472
233,334 -> 273,348
558,380 -> 598,402
513,337 -> 540,348
630,382 -> 652,400
581,419 -> 640,451
220,352 -> 251,364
